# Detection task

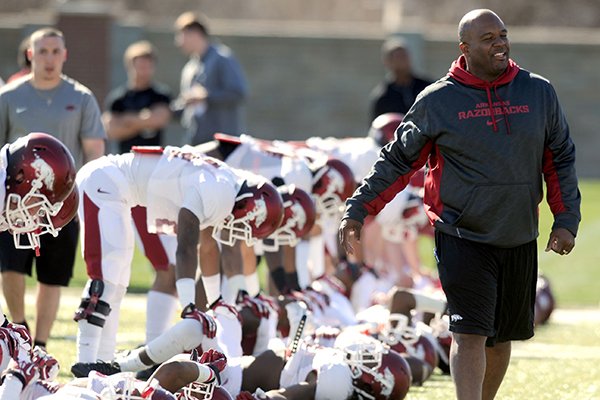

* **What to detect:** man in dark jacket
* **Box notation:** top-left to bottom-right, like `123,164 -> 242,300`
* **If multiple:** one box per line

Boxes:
173,11 -> 248,145
340,9 -> 580,400
369,37 -> 432,122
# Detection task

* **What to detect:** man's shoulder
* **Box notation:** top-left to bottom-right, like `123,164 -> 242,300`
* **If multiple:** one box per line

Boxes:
515,68 -> 553,87
60,75 -> 96,97
0,75 -> 31,97
413,76 -> 435,89
210,43 -> 236,60
415,76 -> 455,100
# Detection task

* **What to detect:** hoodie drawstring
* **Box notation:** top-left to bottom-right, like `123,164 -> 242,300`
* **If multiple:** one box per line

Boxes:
485,87 -> 498,132
493,86 -> 512,135
485,84 -> 513,135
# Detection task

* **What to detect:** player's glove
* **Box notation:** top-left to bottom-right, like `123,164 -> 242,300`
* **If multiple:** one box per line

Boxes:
0,322 -> 33,364
1,356 -> 39,388
31,345 -> 60,381
209,297 -> 241,322
236,290 -> 270,319
181,304 -> 217,339
255,293 -> 280,314
199,348 -> 227,385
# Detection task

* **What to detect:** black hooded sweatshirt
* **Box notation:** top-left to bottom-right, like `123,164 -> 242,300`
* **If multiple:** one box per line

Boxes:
344,55 -> 581,248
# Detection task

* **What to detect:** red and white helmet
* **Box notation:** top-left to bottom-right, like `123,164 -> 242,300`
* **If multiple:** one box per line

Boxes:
368,113 -> 405,147
380,314 -> 438,373
311,158 -> 355,219
178,383 -> 233,400
262,185 -> 316,251
213,179 -> 284,246
535,274 -> 555,326
3,132 -> 76,249
343,341 -> 412,400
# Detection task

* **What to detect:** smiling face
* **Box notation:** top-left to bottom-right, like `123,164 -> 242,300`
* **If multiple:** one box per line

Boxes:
459,10 -> 510,82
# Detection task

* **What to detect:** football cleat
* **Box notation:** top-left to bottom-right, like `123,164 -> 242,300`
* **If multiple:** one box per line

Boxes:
70,360 -> 121,378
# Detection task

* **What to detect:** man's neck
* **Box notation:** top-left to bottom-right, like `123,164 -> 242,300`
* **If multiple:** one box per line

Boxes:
30,76 -> 62,90
129,77 -> 152,91
393,72 -> 413,86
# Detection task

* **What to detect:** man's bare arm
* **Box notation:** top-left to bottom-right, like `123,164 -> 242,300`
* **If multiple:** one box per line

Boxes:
81,137 -> 105,163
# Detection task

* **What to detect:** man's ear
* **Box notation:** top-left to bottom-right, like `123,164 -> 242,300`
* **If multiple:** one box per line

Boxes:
459,42 -> 469,55
26,48 -> 33,62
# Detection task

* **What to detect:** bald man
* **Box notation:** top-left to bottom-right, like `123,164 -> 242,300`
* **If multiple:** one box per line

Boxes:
339,9 -> 580,400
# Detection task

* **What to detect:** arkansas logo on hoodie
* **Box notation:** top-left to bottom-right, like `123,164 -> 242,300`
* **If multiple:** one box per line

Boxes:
447,55 -> 530,133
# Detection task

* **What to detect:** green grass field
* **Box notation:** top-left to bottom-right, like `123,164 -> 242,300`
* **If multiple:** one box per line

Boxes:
4,179 -> 600,398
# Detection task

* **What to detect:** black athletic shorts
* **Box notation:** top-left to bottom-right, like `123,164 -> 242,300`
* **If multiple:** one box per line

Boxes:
0,218 -> 79,286
434,230 -> 537,346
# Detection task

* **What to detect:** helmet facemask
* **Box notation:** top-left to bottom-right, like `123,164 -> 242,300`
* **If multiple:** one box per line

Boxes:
5,183 -> 64,250
344,342 -> 395,400
97,372 -> 158,399
212,191 -> 268,247
380,313 -> 419,348
179,380 -> 215,400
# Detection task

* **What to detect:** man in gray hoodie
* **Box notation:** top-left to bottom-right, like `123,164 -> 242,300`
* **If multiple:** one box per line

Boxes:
339,9 -> 580,400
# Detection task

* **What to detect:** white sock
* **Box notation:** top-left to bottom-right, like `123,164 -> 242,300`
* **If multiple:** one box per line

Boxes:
0,374 -> 23,399
115,347 -> 148,372
307,235 -> 325,279
145,319 -> 203,365
245,272 -> 261,297
76,319 -> 103,363
176,278 -> 196,308
193,362 -> 217,383
223,274 -> 246,303
201,274 -> 221,306
146,291 -> 178,343
294,240 -> 311,288
97,283 -> 127,362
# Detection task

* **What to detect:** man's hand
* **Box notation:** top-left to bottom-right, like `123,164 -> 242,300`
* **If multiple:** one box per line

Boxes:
338,218 -> 363,255
237,290 -> 270,319
31,345 -> 59,380
545,227 -> 575,255
199,348 -> 227,384
181,304 -> 217,338
1,322 -> 33,363
183,85 -> 208,105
